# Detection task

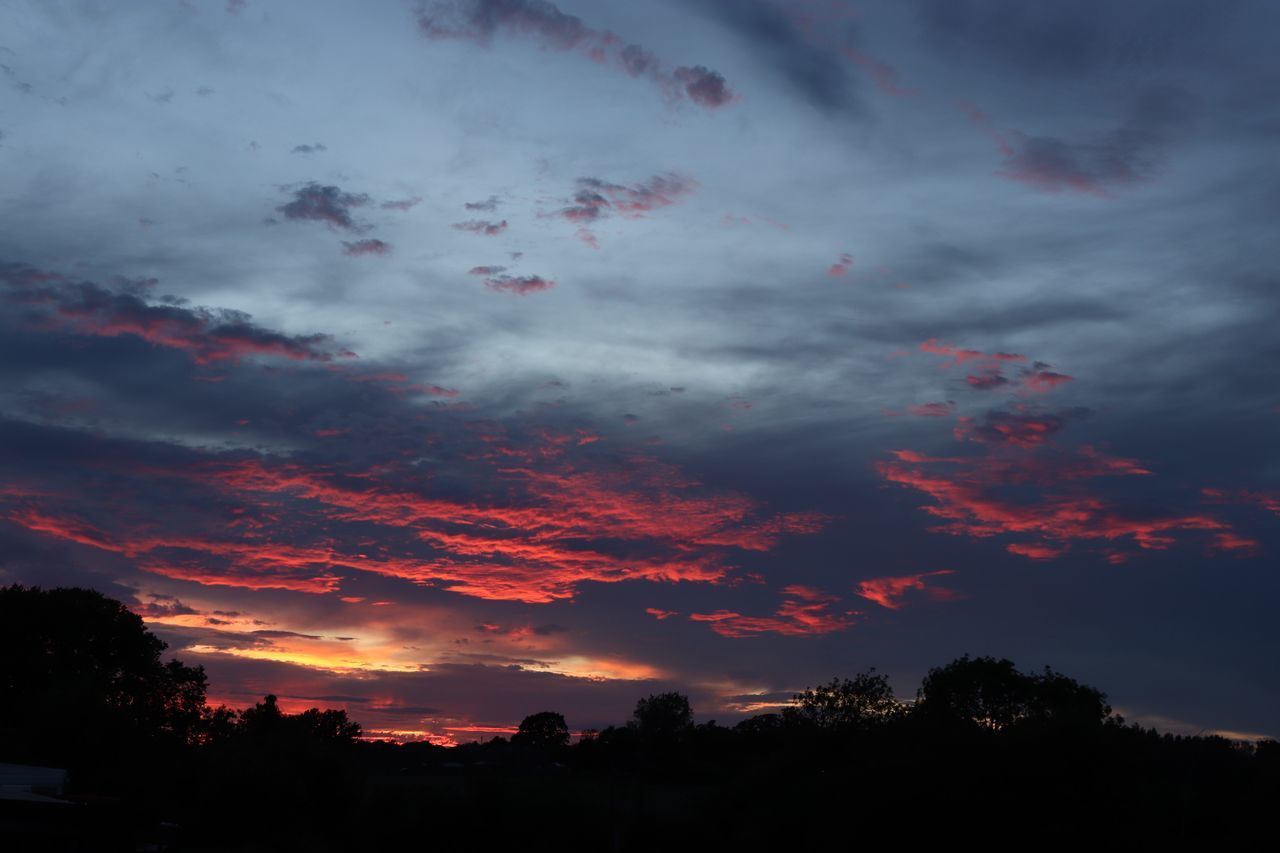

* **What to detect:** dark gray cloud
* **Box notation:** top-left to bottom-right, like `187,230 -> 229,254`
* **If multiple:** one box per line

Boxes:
451,218 -> 508,235
1001,86 -> 1197,195
914,0 -> 1247,76
691,0 -> 865,114
342,238 -> 392,256
416,0 -> 735,110
277,183 -> 372,232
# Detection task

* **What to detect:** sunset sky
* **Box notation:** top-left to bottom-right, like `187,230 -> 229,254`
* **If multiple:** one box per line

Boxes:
2,0 -> 1277,744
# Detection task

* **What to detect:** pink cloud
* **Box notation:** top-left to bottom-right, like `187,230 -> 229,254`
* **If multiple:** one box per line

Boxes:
856,570 -> 956,610
1023,370 -> 1074,392
690,586 -> 854,638
953,410 -> 1072,448
827,252 -> 854,278
921,338 -> 1025,368
906,401 -> 956,418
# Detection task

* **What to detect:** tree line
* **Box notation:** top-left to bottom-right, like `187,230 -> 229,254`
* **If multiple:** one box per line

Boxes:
2,584 -> 1276,850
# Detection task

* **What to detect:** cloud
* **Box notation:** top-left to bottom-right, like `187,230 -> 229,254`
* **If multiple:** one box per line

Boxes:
920,338 -> 1025,367
551,174 -> 696,244
468,265 -> 507,276
277,183 -> 372,232
484,274 -> 554,295
952,409 -> 1083,448
827,252 -> 854,278
1,264 -> 344,364
1023,367 -> 1074,392
291,143 -> 327,155
672,65 -> 733,108
877,432 -> 1252,563
645,607 -> 678,620
688,0 -> 864,115
906,401 -> 956,418
997,86 -> 1197,196
416,0 -> 734,110
381,197 -> 423,212
964,369 -> 1011,391
452,219 -> 508,236
690,585 -> 854,638
856,570 -> 956,610
464,196 -> 499,211
342,239 -> 392,257
920,338 -> 1030,391
1202,487 -> 1280,517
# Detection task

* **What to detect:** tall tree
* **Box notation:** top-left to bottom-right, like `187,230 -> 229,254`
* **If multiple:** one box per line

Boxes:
0,584 -> 208,765
513,711 -> 571,748
789,669 -> 903,730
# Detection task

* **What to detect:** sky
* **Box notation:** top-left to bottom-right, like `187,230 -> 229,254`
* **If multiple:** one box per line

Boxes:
1,0 -> 1277,745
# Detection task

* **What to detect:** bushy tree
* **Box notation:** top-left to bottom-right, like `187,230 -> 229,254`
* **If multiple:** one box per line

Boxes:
513,711 -> 571,748
239,694 -> 362,744
0,583 -> 208,764
789,669 -> 903,730
915,655 -> 1112,730
633,692 -> 693,740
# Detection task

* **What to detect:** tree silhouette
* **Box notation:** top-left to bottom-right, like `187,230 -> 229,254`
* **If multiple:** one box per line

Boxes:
239,694 -> 362,744
788,669 -> 902,730
915,655 -> 1112,730
633,692 -> 693,740
0,583 -> 208,765
513,711 -> 570,748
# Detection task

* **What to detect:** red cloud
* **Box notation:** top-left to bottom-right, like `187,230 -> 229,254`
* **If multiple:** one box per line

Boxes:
1202,487 -> 1280,517
645,607 -> 678,620
4,443 -> 822,605
920,340 -> 1069,395
877,442 -> 1249,563
1005,542 -> 1065,560
953,410 -> 1070,448
921,338 -> 1025,368
856,570 -> 956,610
690,586 -> 854,638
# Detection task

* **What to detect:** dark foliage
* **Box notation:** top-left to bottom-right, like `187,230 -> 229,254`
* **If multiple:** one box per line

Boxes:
0,584 -> 207,773
513,710 -> 570,749
2,585 -> 1275,851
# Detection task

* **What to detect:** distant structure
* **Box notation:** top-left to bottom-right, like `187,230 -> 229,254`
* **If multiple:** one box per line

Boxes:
0,762 -> 70,803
